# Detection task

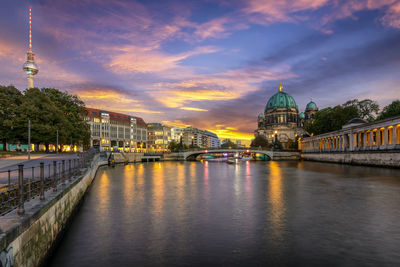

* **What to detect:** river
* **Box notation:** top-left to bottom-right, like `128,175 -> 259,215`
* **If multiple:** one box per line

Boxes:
47,161 -> 400,266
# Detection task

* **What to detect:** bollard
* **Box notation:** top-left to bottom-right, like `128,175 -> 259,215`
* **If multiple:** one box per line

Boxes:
53,161 -> 57,192
40,162 -> 45,200
17,164 -> 25,216
73,159 -> 76,175
62,160 -> 65,186
8,170 -> 10,187
68,159 -> 71,182
29,166 -> 34,199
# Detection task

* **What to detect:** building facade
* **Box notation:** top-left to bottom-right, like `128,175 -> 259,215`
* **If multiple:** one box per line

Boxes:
147,123 -> 172,152
255,83 -> 318,146
86,108 -> 147,152
301,116 -> 400,152
184,127 -> 220,148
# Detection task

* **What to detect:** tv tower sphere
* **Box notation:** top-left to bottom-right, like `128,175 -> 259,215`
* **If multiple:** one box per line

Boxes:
22,7 -> 38,89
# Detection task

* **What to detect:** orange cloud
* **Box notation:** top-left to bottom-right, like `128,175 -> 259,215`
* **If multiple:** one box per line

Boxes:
107,45 -> 219,74
157,89 -> 241,108
244,0 -> 329,23
154,66 -> 296,108
180,107 -> 208,112
74,88 -> 161,115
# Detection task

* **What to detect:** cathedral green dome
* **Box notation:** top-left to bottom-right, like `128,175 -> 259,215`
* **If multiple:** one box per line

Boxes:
299,112 -> 305,119
265,83 -> 297,112
306,101 -> 318,111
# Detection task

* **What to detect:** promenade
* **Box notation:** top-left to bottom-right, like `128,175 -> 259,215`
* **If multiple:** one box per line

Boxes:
0,153 -> 79,186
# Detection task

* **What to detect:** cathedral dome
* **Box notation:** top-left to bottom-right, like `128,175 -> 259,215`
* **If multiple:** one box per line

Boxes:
299,112 -> 305,119
265,83 -> 297,112
258,113 -> 265,119
306,101 -> 318,111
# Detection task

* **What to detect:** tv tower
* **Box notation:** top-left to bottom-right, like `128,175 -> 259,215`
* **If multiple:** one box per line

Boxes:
22,7 -> 39,89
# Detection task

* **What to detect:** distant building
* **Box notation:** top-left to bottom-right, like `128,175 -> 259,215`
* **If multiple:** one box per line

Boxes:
205,131 -> 220,148
184,127 -> 220,148
147,123 -> 171,152
171,127 -> 184,142
255,82 -> 318,146
85,108 -> 147,152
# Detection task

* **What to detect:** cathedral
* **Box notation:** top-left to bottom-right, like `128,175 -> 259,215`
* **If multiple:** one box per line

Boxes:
255,82 -> 318,146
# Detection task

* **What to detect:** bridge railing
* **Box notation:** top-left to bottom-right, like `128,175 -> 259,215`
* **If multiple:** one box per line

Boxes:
0,152 -> 96,217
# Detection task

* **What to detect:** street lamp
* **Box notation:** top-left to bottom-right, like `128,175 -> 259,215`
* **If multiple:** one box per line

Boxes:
274,130 -> 278,148
191,136 -> 194,148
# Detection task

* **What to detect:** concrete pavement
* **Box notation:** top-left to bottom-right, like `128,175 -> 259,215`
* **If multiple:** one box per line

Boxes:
0,154 -> 79,186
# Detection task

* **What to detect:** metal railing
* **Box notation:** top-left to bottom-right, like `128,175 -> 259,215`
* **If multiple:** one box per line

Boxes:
0,151 -> 96,216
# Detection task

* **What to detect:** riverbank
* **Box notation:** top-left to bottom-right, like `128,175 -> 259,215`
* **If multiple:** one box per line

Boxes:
301,151 -> 400,168
0,154 -> 108,267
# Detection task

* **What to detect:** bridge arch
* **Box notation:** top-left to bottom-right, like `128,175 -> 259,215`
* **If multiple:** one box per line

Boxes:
182,149 -> 274,160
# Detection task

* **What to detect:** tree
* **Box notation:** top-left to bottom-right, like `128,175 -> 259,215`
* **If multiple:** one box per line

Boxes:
168,140 -> 187,152
377,100 -> 400,120
0,85 -> 23,150
305,100 -> 368,135
250,135 -> 269,149
13,88 -> 67,151
342,99 -> 379,122
286,138 -> 298,150
41,88 -> 90,150
221,139 -> 237,149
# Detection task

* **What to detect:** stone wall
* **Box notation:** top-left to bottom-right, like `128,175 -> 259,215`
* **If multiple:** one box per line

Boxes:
0,155 -> 108,267
301,151 -> 400,167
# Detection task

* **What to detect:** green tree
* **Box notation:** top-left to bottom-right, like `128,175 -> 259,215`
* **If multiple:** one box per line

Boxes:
221,139 -> 237,149
13,88 -> 67,151
305,102 -> 360,135
342,99 -> 379,122
377,100 -> 400,120
0,85 -> 23,150
286,138 -> 298,150
250,135 -> 269,149
41,88 -> 90,150
168,140 -> 183,152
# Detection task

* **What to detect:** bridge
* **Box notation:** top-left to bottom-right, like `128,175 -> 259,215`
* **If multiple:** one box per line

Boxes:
168,149 -> 299,161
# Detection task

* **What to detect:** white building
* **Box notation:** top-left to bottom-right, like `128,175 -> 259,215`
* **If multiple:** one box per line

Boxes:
86,108 -> 147,152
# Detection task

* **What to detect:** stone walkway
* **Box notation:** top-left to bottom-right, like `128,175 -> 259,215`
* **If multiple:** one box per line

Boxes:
0,154 -> 50,169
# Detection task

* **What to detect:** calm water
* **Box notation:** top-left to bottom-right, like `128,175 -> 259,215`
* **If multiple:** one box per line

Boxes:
48,161 -> 400,266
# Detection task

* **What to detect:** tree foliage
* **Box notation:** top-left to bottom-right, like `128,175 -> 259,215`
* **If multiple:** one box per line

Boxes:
0,85 -> 23,150
168,140 -> 188,152
221,139 -> 238,149
305,99 -> 378,136
342,99 -> 379,122
377,100 -> 400,120
250,135 -> 269,149
0,85 -> 90,151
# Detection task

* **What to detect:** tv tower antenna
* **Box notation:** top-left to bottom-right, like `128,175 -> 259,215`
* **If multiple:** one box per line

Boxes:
23,7 -> 39,89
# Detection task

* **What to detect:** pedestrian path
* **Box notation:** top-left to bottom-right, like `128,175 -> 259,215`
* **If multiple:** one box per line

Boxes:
0,154 -> 50,169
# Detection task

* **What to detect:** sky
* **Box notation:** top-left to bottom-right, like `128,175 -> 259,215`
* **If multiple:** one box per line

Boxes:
1,0 -> 400,144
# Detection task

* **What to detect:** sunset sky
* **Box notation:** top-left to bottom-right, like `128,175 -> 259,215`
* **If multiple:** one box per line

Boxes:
1,0 -> 400,143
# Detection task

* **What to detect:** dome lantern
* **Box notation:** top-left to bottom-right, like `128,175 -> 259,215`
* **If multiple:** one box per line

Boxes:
265,83 -> 298,112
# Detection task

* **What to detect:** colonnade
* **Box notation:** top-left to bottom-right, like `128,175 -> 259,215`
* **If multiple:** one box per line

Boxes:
301,117 -> 400,152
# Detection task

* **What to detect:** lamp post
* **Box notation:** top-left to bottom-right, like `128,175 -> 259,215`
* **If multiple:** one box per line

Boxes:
28,119 -> 31,160
191,136 -> 194,148
274,130 -> 278,148
56,130 -> 59,154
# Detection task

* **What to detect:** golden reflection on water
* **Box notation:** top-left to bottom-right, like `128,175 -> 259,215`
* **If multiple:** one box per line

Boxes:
98,171 -> 110,215
123,164 -> 135,209
151,162 -> 165,217
268,161 -> 285,238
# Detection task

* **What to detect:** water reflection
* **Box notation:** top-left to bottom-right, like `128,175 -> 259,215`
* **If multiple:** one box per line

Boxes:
267,161 -> 285,239
48,161 -> 400,267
